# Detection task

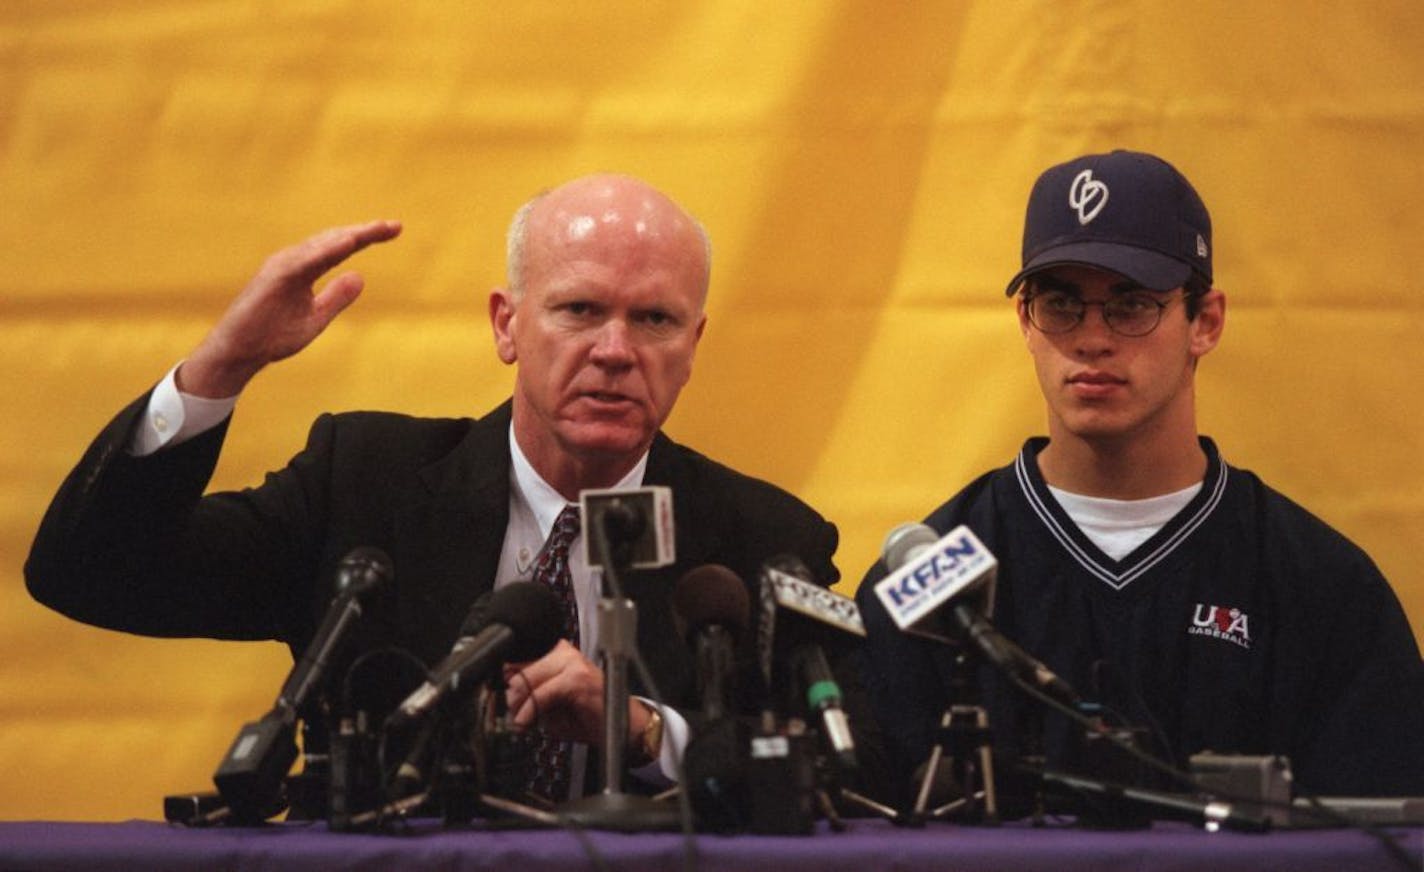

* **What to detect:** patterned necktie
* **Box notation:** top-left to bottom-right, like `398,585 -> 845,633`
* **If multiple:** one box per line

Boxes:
524,503 -> 581,803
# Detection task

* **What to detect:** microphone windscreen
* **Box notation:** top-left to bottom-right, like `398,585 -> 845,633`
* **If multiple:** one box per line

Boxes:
336,546 -> 394,596
486,581 -> 565,662
600,498 -> 645,543
456,590 -> 497,636
673,564 -> 751,641
683,716 -> 751,832
881,522 -> 938,572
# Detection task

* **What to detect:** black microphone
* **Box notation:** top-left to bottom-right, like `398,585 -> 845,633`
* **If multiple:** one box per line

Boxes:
950,602 -> 1084,709
278,547 -> 393,716
381,591 -> 498,801
672,564 -> 750,720
387,581 -> 564,727
756,555 -> 862,772
589,494 -> 645,579
877,523 -> 1083,709
674,564 -> 753,831
214,547 -> 393,823
600,498 -> 646,545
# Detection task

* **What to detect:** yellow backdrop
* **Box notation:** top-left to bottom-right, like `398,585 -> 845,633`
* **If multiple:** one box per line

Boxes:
3,1 -> 1422,821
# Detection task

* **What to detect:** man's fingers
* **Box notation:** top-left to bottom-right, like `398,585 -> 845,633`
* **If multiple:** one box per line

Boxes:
350,218 -> 403,244
275,220 -> 403,286
503,646 -> 566,726
509,691 -> 539,730
310,271 -> 365,326
502,641 -> 603,739
299,220 -> 402,281
506,665 -> 564,730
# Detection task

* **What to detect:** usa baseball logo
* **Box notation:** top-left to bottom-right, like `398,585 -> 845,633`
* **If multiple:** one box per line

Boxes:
1069,169 -> 1109,225
1188,603 -> 1251,650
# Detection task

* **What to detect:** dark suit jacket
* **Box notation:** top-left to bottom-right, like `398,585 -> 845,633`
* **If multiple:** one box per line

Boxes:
26,395 -> 884,800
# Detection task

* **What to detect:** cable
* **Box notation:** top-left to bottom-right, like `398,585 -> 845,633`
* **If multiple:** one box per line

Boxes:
627,645 -> 700,872
1006,673 -> 1422,871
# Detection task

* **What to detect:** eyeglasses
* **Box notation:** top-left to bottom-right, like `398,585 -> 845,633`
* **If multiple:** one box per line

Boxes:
1023,290 -> 1181,337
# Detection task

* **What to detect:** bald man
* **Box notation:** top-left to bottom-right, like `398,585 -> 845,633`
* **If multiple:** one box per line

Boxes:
27,175 -> 869,812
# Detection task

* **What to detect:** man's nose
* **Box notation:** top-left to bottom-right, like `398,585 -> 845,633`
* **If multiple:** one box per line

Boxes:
1072,302 -> 1117,353
589,319 -> 635,366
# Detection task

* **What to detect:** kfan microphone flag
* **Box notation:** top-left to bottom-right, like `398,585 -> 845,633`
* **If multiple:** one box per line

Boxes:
873,524 -> 997,643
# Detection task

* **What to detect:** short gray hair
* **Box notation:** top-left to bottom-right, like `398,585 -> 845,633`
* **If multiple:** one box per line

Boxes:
505,193 -> 543,299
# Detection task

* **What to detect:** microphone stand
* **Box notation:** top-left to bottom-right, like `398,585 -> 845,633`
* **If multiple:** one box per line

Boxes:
909,645 -> 999,826
1039,770 -> 1270,832
556,499 -> 680,831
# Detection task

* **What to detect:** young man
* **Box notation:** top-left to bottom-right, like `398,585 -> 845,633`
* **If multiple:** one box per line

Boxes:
857,150 -> 1424,802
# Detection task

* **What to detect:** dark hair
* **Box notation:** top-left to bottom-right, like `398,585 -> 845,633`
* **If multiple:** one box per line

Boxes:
1183,273 -> 1211,319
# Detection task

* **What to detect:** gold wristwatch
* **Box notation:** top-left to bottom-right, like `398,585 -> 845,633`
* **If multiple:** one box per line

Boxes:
630,699 -> 664,767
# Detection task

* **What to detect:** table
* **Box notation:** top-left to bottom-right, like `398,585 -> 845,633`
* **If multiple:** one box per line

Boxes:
1,818 -> 1419,872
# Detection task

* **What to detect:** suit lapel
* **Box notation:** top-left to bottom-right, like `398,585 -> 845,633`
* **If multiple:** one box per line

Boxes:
644,432 -> 720,571
392,402 -> 513,665
623,433 -> 708,703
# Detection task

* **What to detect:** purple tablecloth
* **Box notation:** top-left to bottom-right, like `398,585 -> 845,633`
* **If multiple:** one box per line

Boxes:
0,818 -> 1418,871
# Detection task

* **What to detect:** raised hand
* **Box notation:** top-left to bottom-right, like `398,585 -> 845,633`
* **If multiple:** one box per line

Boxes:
178,220 -> 402,398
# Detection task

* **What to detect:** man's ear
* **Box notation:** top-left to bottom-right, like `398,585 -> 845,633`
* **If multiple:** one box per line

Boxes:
1016,295 -> 1034,343
489,288 -> 518,364
1190,288 -> 1226,358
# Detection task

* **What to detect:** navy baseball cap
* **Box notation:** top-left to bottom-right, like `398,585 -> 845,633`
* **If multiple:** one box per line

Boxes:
1004,150 -> 1212,296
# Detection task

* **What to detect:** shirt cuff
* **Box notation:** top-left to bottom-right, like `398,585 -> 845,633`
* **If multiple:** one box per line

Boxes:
629,696 -> 690,787
129,363 -> 239,456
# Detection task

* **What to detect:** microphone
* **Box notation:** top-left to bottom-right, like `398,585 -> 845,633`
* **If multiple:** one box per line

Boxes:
875,523 -> 1082,708
793,643 -> 857,772
388,581 -> 564,727
278,547 -> 394,717
579,486 -> 676,571
671,565 -> 751,831
952,603 -> 1084,709
214,547 -> 393,823
756,555 -> 863,771
601,499 -> 646,546
672,564 -> 750,720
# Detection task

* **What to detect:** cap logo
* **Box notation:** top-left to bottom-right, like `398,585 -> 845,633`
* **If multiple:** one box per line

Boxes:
1196,233 -> 1208,258
1068,169 -> 1109,225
